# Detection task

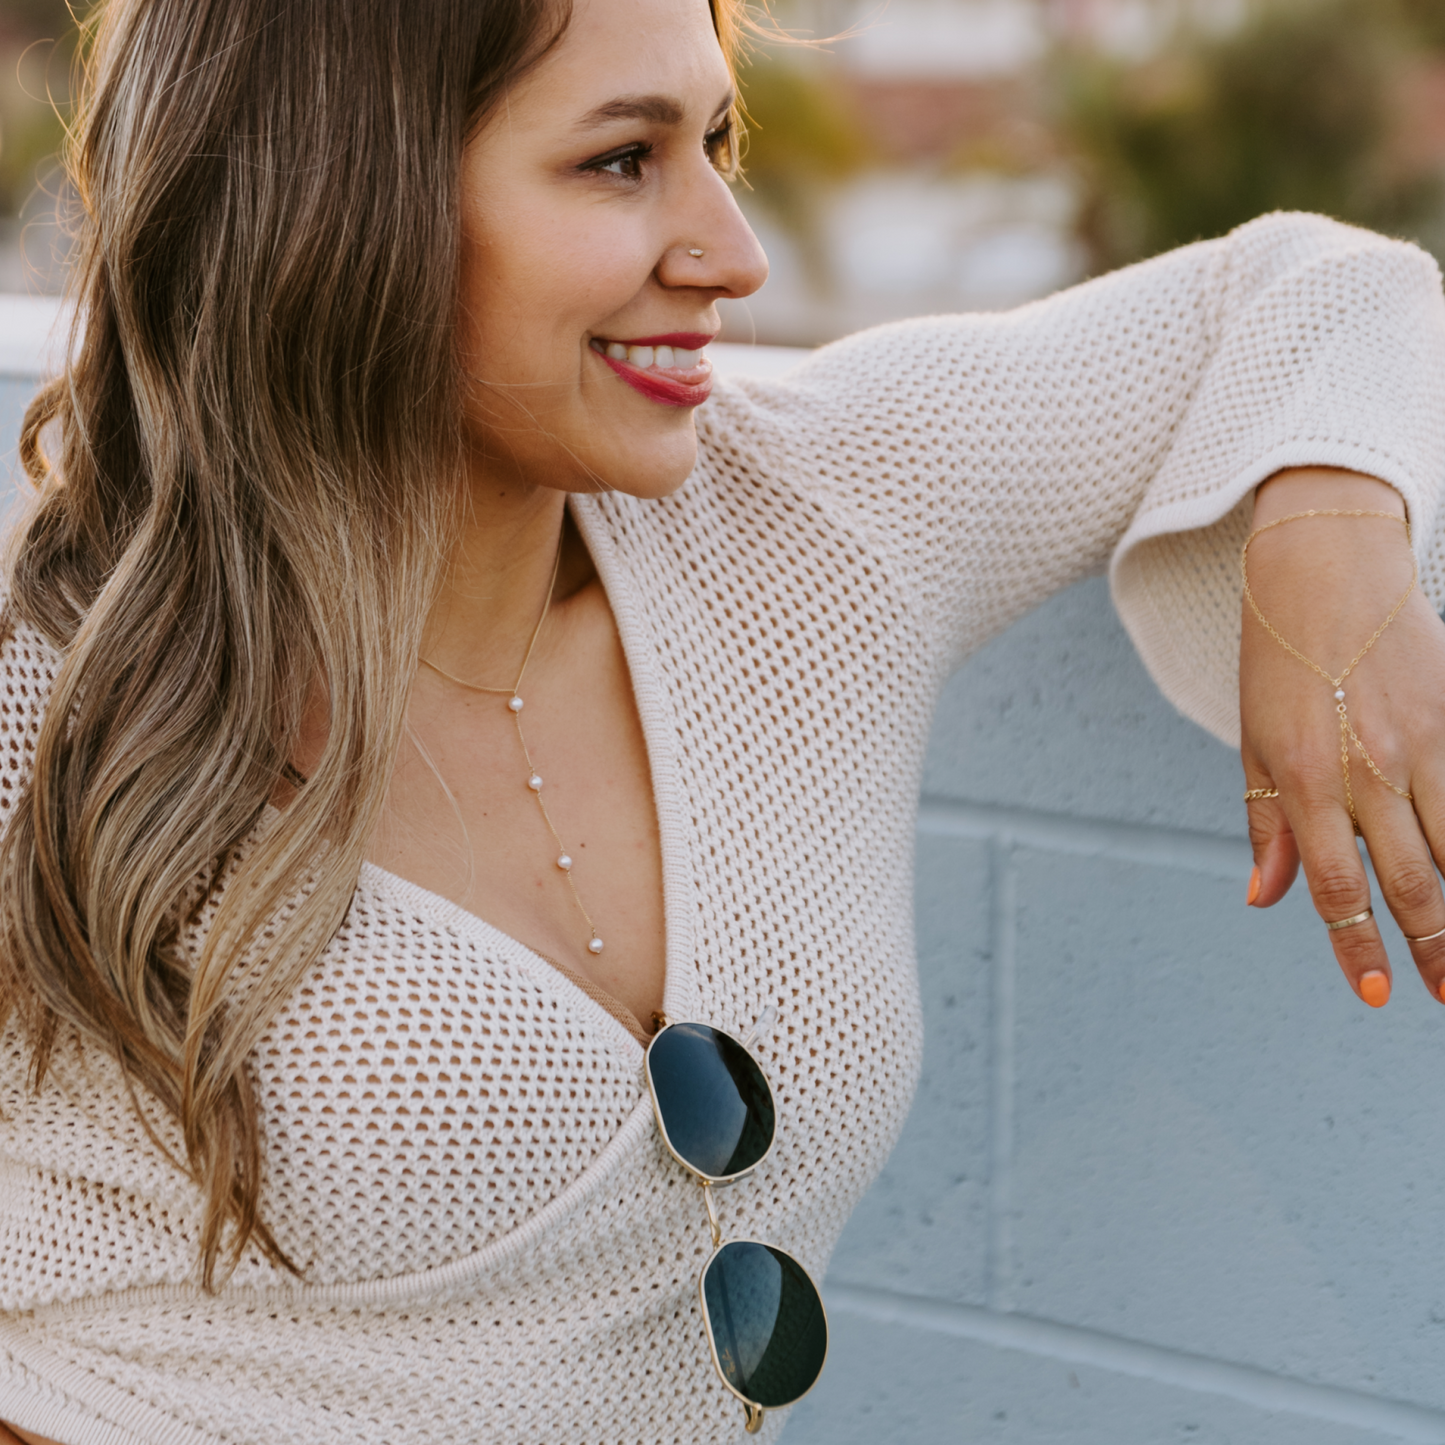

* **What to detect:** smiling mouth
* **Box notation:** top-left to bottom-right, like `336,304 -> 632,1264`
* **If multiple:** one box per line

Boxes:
589,332 -> 716,408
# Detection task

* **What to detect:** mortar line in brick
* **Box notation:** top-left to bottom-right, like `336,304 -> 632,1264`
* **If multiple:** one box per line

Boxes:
825,1283 -> 1445,1442
985,836 -> 1016,1314
919,797 -> 1251,880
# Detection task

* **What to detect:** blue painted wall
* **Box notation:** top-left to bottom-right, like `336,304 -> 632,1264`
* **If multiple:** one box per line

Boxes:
3,342 -> 1443,1443
790,580 -> 1445,1445
0,378 -> 34,497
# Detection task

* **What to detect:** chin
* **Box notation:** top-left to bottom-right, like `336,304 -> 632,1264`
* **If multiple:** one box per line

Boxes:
575,429 -> 699,500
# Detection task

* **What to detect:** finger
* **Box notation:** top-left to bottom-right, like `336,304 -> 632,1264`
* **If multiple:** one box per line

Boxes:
1283,777 -> 1391,1007
1245,805 -> 1301,907
1242,755 -> 1300,907
1354,784 -> 1445,1002
1387,767 -> 1445,1003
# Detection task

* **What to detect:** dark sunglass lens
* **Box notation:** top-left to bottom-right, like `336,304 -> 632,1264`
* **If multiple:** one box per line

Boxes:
647,1022 -> 774,1178
701,1241 -> 828,1409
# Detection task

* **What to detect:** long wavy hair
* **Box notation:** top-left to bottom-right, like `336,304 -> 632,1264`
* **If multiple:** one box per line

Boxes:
0,0 -> 748,1289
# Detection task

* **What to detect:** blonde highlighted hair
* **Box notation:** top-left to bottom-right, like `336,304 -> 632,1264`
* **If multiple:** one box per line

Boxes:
2,0 -> 749,1288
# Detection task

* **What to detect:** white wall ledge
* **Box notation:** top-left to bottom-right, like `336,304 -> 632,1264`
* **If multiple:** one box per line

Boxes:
0,293 -> 807,382
0,294 -> 69,379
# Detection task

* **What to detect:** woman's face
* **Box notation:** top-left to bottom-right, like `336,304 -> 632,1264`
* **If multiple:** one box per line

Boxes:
457,0 -> 769,500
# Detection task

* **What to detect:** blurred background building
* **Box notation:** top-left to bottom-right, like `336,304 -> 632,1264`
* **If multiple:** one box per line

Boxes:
8,0 -> 1445,335
719,0 -> 1445,340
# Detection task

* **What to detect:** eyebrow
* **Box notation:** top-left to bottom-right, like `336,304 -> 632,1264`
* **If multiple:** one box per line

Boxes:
576,90 -> 735,131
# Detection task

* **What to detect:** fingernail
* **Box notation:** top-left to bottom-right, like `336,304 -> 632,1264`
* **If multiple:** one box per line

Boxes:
1246,866 -> 1261,906
1360,971 -> 1390,1008
1436,979 -> 1445,1006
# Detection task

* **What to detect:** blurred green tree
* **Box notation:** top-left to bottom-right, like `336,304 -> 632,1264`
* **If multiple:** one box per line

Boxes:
736,57 -> 873,290
1393,0 -> 1445,50
1061,0 -> 1443,269
0,0 -> 78,221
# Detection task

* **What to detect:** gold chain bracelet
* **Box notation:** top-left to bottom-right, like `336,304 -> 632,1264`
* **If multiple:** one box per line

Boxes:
1241,509 -> 1415,834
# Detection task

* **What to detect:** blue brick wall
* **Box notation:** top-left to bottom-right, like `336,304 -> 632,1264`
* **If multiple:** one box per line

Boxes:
4,334 -> 1445,1443
790,579 -> 1445,1445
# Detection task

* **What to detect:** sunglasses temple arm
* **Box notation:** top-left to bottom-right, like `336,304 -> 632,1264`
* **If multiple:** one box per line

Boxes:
740,1004 -> 778,1053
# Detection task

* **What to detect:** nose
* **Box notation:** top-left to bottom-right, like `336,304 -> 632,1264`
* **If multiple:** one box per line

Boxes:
655,164 -> 768,299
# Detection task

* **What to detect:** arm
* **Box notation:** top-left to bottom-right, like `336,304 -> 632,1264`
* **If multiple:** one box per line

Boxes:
705,211 -> 1445,1005
1241,465 -> 1445,1006
704,213 -> 1445,686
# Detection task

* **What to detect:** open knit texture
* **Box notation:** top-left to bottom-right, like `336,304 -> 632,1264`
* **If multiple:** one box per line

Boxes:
0,213 -> 1443,1445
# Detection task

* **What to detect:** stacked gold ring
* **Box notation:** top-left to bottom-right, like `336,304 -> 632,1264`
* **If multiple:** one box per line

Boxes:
1244,788 -> 1280,801
1405,923 -> 1445,945
1324,908 -> 1373,932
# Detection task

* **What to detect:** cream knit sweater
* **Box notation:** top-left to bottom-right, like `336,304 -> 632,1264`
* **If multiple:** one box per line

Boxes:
1,213 -> 1444,1445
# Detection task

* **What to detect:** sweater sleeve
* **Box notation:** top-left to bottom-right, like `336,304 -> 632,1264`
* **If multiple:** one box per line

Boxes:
696,211 -> 1445,746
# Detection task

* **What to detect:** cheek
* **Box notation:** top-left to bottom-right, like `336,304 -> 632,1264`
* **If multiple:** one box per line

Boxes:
454,195 -> 697,495
460,221 -> 656,368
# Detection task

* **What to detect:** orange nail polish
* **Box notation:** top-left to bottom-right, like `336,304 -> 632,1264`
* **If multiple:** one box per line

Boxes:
1436,979 -> 1445,1006
1360,971 -> 1390,1008
1246,866 -> 1261,906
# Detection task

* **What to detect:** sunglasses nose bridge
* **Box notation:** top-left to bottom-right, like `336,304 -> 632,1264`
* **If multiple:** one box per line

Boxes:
700,1179 -> 722,1248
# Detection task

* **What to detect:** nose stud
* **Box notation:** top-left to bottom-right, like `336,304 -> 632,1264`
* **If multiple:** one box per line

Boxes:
687,248 -> 704,258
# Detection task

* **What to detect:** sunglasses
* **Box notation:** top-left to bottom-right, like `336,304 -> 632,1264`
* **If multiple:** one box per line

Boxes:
645,1007 -> 829,1434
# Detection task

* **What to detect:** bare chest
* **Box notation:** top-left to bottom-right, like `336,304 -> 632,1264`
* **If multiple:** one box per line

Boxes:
369,584 -> 666,1034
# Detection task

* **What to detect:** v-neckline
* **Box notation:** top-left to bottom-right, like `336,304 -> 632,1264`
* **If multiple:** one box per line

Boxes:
356,493 -> 696,1055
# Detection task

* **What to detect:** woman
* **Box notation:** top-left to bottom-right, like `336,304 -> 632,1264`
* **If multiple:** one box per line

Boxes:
1,0 -> 1443,1440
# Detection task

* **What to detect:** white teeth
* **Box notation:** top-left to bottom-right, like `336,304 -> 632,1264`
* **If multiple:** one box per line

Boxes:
597,341 -> 707,370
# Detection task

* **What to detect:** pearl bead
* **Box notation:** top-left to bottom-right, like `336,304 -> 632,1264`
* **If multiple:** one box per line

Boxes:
587,937 -> 604,955
508,696 -> 524,713
1335,689 -> 1346,701
557,854 -> 572,870
527,774 -> 543,791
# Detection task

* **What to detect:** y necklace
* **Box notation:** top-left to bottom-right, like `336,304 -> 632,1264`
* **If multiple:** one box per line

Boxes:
419,545 -> 607,958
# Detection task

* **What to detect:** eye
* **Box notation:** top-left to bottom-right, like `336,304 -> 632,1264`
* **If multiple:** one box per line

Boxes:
705,117 -> 737,178
583,143 -> 652,180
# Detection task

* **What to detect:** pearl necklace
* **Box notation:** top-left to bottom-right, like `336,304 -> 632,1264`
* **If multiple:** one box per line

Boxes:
419,545 -> 607,958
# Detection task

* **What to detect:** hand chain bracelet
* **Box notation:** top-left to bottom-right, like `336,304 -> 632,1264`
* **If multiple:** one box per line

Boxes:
1241,509 -> 1415,835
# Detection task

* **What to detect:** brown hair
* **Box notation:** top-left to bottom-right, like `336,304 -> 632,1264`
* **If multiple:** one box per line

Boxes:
0,0 -> 589,1288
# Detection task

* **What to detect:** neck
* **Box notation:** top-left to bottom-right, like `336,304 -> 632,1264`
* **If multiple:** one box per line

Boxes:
423,460 -> 595,684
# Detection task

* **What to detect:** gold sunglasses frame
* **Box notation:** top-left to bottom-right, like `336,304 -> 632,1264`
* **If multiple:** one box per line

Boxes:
645,1014 -> 830,1434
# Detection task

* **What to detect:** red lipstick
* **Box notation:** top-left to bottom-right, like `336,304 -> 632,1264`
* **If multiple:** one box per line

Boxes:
610,332 -> 715,349
589,337 -> 714,408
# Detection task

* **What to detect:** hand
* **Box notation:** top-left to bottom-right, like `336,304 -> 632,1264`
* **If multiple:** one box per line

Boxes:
1241,467 -> 1445,1007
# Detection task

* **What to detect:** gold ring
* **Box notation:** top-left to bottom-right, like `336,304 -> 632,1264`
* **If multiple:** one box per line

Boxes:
1244,788 -> 1280,801
1325,908 -> 1373,932
1405,923 -> 1445,945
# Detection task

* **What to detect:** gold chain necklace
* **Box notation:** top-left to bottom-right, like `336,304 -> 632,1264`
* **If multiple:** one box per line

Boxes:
1241,508 -> 1416,832
419,544 -> 607,958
